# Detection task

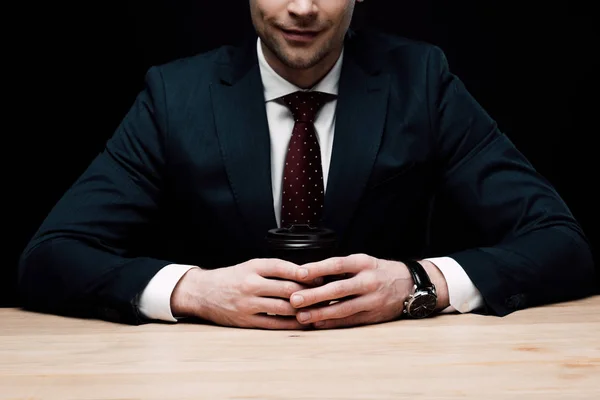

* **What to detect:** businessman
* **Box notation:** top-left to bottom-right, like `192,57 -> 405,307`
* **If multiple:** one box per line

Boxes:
19,0 -> 596,328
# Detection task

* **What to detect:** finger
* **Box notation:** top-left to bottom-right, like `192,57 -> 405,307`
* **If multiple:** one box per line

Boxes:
256,259 -> 301,281
295,295 -> 371,324
248,315 -> 307,330
290,277 -> 364,308
296,254 -> 377,282
252,297 -> 298,316
255,278 -> 307,299
313,311 -> 372,329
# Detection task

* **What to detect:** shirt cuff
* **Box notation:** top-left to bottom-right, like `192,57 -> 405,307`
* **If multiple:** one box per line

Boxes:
425,256 -> 484,314
138,264 -> 198,322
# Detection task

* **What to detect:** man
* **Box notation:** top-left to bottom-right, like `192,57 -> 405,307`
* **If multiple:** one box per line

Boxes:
18,0 -> 596,328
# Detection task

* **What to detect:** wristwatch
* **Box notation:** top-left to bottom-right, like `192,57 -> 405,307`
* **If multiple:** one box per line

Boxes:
402,260 -> 438,318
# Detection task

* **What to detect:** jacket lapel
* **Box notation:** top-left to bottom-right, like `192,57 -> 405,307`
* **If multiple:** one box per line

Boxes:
210,41 -> 278,248
323,46 -> 390,243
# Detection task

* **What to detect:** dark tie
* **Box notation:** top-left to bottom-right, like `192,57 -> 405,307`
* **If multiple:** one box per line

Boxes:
280,91 -> 334,228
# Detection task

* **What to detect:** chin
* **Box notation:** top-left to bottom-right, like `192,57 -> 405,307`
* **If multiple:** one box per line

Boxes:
282,53 -> 321,70
278,42 -> 330,69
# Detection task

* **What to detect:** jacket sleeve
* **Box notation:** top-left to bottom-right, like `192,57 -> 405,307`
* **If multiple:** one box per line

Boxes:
18,66 -> 176,325
426,45 -> 597,316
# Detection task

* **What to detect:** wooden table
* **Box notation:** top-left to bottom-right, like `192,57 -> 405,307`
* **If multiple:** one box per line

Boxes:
1,297 -> 599,400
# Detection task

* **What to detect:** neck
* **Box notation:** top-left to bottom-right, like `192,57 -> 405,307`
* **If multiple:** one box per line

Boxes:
261,42 -> 342,89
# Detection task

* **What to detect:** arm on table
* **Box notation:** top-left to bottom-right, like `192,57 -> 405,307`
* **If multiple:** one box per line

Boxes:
425,45 -> 596,316
18,67 -> 185,325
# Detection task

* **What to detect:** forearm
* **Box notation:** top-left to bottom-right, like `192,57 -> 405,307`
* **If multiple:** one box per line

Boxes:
450,225 -> 596,316
18,238 -> 172,325
169,267 -> 208,319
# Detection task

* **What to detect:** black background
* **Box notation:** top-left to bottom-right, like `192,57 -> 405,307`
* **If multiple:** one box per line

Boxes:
4,1 -> 598,307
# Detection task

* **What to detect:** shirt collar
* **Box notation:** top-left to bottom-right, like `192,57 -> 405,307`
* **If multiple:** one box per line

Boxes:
257,38 -> 343,102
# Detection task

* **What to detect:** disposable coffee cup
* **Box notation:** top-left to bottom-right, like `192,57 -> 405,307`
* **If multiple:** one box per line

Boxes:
266,225 -> 340,311
265,224 -> 336,265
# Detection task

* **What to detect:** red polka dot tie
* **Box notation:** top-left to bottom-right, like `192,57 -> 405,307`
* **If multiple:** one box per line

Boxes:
280,91 -> 334,228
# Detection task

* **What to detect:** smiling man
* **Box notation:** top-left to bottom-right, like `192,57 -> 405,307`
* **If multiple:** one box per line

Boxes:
18,0 -> 596,328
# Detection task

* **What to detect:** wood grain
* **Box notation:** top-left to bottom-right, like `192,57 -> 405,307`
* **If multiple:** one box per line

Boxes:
1,296 -> 599,399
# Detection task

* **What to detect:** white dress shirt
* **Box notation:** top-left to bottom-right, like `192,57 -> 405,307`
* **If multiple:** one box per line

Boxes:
138,39 -> 485,322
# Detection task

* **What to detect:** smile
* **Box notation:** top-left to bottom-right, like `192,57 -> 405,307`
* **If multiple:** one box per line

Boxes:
280,28 -> 320,44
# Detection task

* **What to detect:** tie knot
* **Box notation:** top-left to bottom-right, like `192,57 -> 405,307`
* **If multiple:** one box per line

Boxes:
282,91 -> 333,123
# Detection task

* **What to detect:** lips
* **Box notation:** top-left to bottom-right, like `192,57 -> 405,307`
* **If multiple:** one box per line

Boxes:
280,28 -> 321,43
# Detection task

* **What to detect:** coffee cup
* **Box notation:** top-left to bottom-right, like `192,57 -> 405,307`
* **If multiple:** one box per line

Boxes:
265,224 -> 336,265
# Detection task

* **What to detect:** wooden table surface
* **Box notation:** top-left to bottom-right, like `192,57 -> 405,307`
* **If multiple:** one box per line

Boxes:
1,296 -> 599,400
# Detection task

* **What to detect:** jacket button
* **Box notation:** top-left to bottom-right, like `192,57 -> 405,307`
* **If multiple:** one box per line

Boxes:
505,294 -> 527,310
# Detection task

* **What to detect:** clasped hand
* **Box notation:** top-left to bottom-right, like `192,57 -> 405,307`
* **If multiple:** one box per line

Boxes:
172,254 -> 415,330
290,254 -> 413,329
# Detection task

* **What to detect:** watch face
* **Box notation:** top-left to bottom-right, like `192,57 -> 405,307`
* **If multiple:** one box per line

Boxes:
408,293 -> 437,318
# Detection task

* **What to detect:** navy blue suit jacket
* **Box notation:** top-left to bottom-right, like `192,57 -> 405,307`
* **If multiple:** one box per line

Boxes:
18,30 -> 596,324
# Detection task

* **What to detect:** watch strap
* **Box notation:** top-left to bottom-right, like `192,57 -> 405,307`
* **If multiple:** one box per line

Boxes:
403,259 -> 433,290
